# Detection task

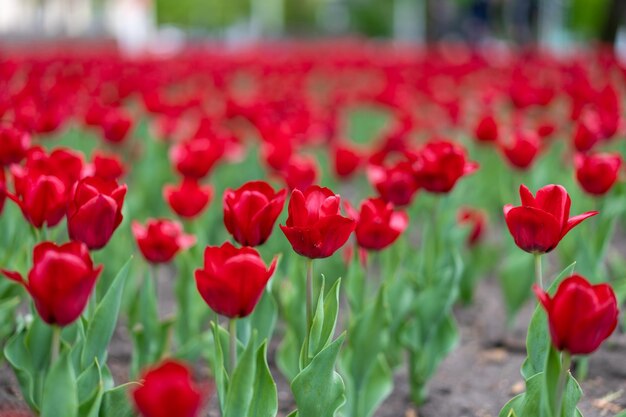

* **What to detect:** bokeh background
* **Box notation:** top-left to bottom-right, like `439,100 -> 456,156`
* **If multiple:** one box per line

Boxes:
0,0 -> 624,52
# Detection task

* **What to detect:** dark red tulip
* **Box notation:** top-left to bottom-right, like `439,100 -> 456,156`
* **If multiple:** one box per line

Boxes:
223,181 -> 286,247
367,161 -> 419,207
500,130 -> 541,170
0,125 -> 30,166
0,168 -> 6,215
133,360 -> 202,417
132,219 -> 196,264
575,153 -> 622,196
504,184 -> 598,254
101,108 -> 133,144
164,178 -> 213,219
170,137 -> 225,179
280,155 -> 318,191
67,176 -> 126,250
195,242 -> 277,318
8,168 -> 67,228
1,242 -> 102,326
92,151 -> 125,181
457,207 -> 486,247
412,140 -> 478,193
350,197 -> 408,251
332,143 -> 363,179
280,186 -> 355,259
18,147 -> 84,193
534,275 -> 618,355
474,113 -> 498,143
573,110 -> 602,152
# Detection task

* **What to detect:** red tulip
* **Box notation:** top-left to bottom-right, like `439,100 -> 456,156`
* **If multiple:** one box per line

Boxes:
503,184 -> 598,254
280,155 -> 318,191
474,113 -> 498,143
0,125 -> 30,166
132,219 -> 196,264
350,197 -> 408,251
367,161 -> 419,207
1,242 -> 102,326
457,207 -> 486,247
101,108 -> 133,144
67,176 -> 126,250
132,360 -> 202,417
573,110 -> 602,152
164,178 -> 213,219
18,147 -> 84,192
170,137 -> 225,179
7,168 -> 67,228
332,143 -> 363,179
195,242 -> 277,318
575,153 -> 622,196
280,186 -> 355,259
412,140 -> 478,193
534,275 -> 618,355
92,151 -> 125,181
500,130 -> 541,170
223,181 -> 286,247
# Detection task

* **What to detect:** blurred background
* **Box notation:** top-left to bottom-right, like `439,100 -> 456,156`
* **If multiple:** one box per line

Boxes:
0,0 -> 624,52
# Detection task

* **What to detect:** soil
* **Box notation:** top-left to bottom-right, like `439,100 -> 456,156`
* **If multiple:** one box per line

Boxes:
1,277 -> 624,417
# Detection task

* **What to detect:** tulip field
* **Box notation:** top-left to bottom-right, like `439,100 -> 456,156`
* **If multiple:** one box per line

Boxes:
1,40 -> 626,417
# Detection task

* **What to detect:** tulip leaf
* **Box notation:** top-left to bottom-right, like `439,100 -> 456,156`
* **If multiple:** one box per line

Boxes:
99,383 -> 138,417
308,277 -> 340,361
499,393 -> 525,417
499,253 -> 534,322
224,332 -> 257,417
4,330 -> 38,411
246,288 -> 278,347
81,259 -> 131,370
249,341 -> 278,417
25,314 -> 53,371
210,322 -> 228,414
291,334 -> 346,417
355,354 -> 393,417
41,351 -> 78,417
78,359 -> 104,417
345,258 -> 366,314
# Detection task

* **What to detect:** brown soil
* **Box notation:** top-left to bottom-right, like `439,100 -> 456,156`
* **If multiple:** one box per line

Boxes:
1,278 -> 624,417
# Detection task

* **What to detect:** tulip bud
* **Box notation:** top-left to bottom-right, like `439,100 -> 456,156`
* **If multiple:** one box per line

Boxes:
223,180 -> 286,247
195,242 -> 277,318
534,275 -> 618,355
132,360 -> 203,417
1,242 -> 102,326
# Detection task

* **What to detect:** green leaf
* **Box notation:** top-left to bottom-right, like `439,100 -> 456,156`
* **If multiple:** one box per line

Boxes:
99,383 -> 138,417
41,351 -> 78,417
81,259 -> 131,369
308,277 -> 341,360
4,330 -> 37,410
78,359 -> 104,417
356,354 -> 393,417
249,342 -> 278,417
499,253 -> 534,322
210,322 -> 228,414
561,375 -> 583,417
544,346 -> 561,417
291,334 -> 346,417
224,332 -> 257,417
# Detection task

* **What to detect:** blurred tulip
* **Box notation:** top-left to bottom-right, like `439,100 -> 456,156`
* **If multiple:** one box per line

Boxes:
534,275 -> 618,355
195,242 -> 277,318
575,153 -> 622,196
223,180 -> 286,247
164,178 -> 213,219
412,140 -> 478,193
474,113 -> 498,143
500,130 -> 541,170
1,242 -> 102,326
133,360 -> 202,417
504,184 -> 597,254
170,137 -> 225,179
332,143 -> 363,179
457,207 -> 486,247
67,176 -> 127,250
101,108 -> 133,144
280,185 -> 355,259
0,125 -> 30,166
132,219 -> 196,264
367,161 -> 419,207
91,151 -> 125,181
350,197 -> 408,251
8,168 -> 67,228
280,155 -> 318,191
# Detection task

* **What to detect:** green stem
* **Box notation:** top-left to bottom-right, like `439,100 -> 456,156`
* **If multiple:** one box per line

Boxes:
534,253 -> 544,289
229,319 -> 237,375
50,326 -> 61,365
554,351 -> 572,417
304,258 -> 314,363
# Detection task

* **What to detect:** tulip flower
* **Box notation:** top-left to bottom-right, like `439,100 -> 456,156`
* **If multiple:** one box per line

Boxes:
1,241 -> 102,326
503,184 -> 598,254
349,197 -> 408,251
67,176 -> 127,250
132,219 -> 196,264
280,155 -> 318,191
101,108 -> 133,144
533,275 -> 618,355
91,151 -> 126,181
7,169 -> 67,228
164,178 -> 213,219
170,137 -> 225,179
412,140 -> 478,193
280,185 -> 356,259
457,207 -> 486,247
572,110 -> 602,152
332,143 -> 363,179
474,113 -> 498,143
0,125 -> 30,166
0,168 -> 5,215
575,153 -> 622,196
133,360 -> 202,417
195,242 -> 277,318
223,180 -> 286,247
367,161 -> 419,207
500,130 -> 541,170
19,146 -> 84,192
